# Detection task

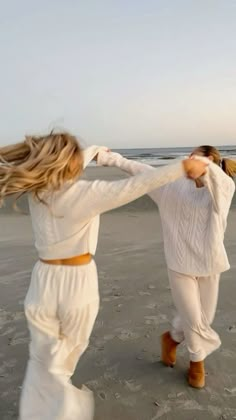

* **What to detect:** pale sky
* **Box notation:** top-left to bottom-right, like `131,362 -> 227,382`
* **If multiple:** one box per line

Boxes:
0,0 -> 235,148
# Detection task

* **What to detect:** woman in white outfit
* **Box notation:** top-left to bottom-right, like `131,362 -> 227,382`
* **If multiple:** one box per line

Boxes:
0,132 -> 205,419
97,145 -> 236,389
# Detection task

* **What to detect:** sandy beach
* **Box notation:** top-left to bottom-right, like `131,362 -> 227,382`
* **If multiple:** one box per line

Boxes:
0,166 -> 236,420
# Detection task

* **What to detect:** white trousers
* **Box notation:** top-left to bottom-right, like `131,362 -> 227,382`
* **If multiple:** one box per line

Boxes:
168,269 -> 221,362
19,260 -> 99,420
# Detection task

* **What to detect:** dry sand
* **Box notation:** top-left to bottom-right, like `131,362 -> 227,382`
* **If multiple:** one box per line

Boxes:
0,167 -> 236,420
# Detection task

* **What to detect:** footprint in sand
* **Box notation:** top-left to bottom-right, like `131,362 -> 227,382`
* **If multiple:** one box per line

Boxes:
138,291 -> 151,296
116,329 -> 140,341
144,314 -> 168,325
0,309 -> 24,328
95,358 -> 108,367
124,379 -> 142,393
8,336 -> 28,346
227,325 -> 236,333
0,359 -> 17,378
86,379 -> 100,390
1,326 -> 16,336
220,348 -> 236,358
145,303 -> 158,310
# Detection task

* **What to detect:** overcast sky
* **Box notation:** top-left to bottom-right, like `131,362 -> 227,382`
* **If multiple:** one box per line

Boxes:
0,0 -> 235,148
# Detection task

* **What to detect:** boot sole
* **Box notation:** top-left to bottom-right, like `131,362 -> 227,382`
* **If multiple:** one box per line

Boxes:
188,379 -> 205,389
162,361 -> 175,368
188,369 -> 205,389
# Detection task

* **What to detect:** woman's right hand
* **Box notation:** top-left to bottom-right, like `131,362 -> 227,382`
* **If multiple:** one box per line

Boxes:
183,159 -> 208,179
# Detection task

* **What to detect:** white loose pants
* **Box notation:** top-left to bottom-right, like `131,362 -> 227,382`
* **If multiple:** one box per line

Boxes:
168,269 -> 221,362
19,260 -> 99,420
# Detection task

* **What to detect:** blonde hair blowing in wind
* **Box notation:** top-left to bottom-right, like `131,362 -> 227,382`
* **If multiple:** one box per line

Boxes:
0,132 -> 84,207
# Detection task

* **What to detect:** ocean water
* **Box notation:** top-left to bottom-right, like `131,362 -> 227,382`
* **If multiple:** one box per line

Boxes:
114,146 -> 236,166
88,145 -> 236,167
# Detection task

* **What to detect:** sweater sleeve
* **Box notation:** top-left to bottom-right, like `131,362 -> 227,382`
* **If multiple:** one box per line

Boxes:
200,160 -> 235,216
97,151 -> 154,175
75,161 -> 185,220
82,145 -> 108,169
97,151 -> 169,203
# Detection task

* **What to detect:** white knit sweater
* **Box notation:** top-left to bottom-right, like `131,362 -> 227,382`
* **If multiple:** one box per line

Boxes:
28,146 -> 185,259
97,151 -> 235,276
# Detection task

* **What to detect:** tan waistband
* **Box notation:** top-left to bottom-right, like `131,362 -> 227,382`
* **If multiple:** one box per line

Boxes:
40,253 -> 92,266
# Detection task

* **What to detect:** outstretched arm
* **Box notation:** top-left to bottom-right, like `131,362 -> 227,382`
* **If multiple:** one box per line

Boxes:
97,151 -> 154,175
73,158 -> 207,220
97,151 -> 179,203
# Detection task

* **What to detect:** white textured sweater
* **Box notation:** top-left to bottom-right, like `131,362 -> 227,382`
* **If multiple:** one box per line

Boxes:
28,146 -> 185,260
97,151 -> 235,276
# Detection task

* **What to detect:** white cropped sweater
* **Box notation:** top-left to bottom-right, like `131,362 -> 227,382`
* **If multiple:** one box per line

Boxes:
97,151 -> 235,276
28,146 -> 185,260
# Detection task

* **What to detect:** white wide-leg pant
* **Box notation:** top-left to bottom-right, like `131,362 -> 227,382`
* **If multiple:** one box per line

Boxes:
19,260 -> 99,420
168,269 -> 221,362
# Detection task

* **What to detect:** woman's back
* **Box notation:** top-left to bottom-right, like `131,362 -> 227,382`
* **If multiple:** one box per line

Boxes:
28,179 -> 101,260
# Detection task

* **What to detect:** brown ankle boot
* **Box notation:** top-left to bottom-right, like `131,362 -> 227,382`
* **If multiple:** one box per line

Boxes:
161,331 -> 179,367
188,361 -> 205,388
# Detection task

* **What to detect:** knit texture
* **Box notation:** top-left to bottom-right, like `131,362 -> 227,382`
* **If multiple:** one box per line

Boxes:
98,151 -> 235,276
28,146 -> 185,259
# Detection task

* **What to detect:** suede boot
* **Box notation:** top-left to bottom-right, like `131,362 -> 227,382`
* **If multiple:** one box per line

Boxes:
188,360 -> 205,388
161,331 -> 179,367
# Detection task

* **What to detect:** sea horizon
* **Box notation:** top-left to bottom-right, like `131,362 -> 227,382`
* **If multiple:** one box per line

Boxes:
95,145 -> 236,167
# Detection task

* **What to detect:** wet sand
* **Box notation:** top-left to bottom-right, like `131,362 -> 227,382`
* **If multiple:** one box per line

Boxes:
0,167 -> 236,420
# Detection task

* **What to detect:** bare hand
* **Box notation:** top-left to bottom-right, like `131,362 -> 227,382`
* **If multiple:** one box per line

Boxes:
183,159 -> 207,179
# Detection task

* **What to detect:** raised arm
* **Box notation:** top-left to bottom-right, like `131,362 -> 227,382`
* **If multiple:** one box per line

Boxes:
97,151 -> 154,175
202,161 -> 235,217
72,158 -> 207,221
97,151 -> 166,203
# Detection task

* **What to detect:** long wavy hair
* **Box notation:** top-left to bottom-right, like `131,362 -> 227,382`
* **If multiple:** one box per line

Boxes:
194,145 -> 236,178
0,132 -> 84,207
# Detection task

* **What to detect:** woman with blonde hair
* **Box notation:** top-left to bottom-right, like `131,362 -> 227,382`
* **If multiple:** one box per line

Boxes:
97,145 -> 235,389
0,132 -> 206,419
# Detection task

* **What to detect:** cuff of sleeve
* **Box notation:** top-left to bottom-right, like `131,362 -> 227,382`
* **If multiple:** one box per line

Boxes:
191,155 -> 211,165
190,155 -> 210,178
83,146 -> 108,169
97,151 -> 122,167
